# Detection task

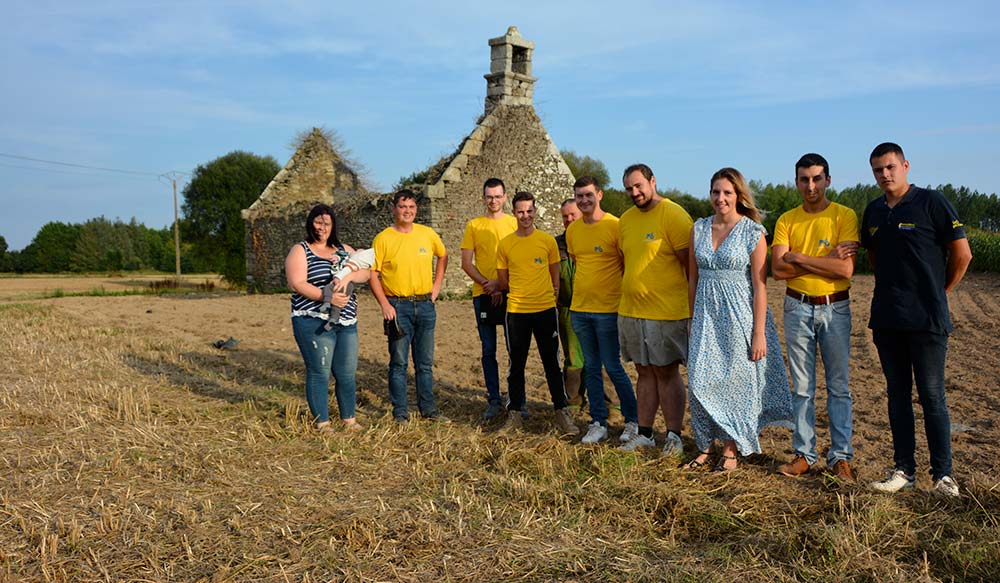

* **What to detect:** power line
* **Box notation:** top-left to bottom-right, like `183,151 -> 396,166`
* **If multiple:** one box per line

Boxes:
0,161 -> 156,180
0,152 -> 170,178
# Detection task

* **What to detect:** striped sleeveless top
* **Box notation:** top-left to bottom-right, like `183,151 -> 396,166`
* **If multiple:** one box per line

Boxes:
290,242 -> 359,326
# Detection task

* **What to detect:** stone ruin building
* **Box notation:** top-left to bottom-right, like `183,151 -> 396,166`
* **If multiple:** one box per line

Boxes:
241,129 -> 363,293
243,26 -> 576,294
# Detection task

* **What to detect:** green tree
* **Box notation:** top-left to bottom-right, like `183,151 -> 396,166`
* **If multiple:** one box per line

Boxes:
181,151 -> 280,284
561,150 -> 611,188
0,235 -> 8,272
18,222 -> 82,272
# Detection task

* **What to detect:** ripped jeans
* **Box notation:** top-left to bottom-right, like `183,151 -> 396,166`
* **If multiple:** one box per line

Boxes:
292,316 -> 359,423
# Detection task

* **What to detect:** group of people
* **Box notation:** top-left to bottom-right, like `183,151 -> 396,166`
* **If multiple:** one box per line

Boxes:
284,142 -> 972,498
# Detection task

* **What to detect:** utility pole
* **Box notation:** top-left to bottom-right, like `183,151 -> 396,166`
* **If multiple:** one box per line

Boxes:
173,176 -> 181,283
161,171 -> 188,284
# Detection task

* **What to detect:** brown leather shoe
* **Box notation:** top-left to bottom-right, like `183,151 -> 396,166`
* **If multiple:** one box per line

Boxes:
831,460 -> 855,481
777,455 -> 811,477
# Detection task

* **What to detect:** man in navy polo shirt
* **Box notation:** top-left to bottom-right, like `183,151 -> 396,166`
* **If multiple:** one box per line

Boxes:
861,142 -> 972,497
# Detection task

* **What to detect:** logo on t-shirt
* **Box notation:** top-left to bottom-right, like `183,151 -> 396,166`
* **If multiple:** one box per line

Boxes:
533,257 -> 544,264
897,223 -> 915,231
818,239 -> 831,248
644,232 -> 655,241
419,247 -> 428,254
594,245 -> 604,253
952,219 -> 964,229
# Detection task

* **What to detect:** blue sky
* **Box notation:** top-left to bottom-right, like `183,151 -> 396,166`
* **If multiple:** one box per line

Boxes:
2,1 -> 998,250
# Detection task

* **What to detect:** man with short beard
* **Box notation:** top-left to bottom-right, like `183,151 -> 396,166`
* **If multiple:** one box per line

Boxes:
617,164 -> 693,457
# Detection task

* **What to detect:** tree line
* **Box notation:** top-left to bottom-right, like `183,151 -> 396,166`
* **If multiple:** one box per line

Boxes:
3,149 -> 997,277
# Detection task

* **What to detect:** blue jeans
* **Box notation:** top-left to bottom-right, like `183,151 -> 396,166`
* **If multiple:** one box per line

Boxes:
473,294 -> 504,405
570,311 -> 638,426
873,329 -> 952,480
783,297 -> 853,466
291,317 -> 358,423
388,299 -> 438,419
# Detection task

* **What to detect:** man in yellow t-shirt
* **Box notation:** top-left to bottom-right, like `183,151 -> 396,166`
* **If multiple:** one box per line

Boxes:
370,190 -> 449,423
461,178 -> 518,421
566,176 -> 639,445
496,191 -> 578,436
772,153 -> 859,480
618,163 -> 694,457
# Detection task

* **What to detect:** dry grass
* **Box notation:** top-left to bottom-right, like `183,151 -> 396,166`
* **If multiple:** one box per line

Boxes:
1,300 -> 999,582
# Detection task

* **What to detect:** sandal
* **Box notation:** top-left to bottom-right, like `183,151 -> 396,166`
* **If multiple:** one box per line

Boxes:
713,454 -> 738,472
682,451 -> 713,470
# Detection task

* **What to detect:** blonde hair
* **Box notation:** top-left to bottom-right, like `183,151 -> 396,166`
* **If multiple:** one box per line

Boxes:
710,167 -> 760,223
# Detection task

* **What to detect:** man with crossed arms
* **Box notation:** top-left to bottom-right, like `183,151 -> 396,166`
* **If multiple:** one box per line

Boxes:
772,153 -> 858,481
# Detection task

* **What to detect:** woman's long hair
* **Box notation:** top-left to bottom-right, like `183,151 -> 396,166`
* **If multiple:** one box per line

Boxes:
710,167 -> 761,224
304,204 -> 342,248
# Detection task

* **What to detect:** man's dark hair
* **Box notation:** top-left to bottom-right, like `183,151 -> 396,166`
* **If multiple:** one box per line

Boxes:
512,191 -> 535,207
795,153 -> 830,178
560,198 -> 576,209
305,204 -> 341,248
622,163 -> 654,182
573,175 -> 602,191
483,178 -> 505,193
870,142 -> 905,162
393,189 -> 418,206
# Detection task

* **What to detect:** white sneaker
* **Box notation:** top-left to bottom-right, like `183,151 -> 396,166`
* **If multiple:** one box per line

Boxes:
869,469 -> 916,493
661,431 -> 684,458
932,475 -> 960,498
580,422 -> 608,444
619,434 -> 655,451
619,421 -> 639,443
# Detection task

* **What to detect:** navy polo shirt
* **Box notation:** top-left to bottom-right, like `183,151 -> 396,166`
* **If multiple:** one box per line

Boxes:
860,186 -> 966,334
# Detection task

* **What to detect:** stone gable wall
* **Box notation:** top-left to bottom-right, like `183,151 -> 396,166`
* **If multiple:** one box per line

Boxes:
426,104 -> 575,294
243,131 -> 363,292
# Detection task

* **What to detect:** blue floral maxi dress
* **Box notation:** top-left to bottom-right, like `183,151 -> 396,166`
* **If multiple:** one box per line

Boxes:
688,216 -> 792,455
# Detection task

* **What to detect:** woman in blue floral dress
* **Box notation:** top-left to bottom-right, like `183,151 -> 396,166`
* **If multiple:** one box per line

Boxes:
685,168 -> 792,471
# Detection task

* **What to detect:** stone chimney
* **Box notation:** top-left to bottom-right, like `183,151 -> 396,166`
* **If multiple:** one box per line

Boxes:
484,26 -> 536,115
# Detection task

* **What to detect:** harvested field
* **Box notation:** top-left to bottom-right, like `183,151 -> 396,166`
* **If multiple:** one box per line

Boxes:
1,273 -> 999,582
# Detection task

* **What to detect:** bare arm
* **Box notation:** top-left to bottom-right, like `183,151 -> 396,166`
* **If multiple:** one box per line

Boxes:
674,248 -> 690,280
687,230 -> 698,320
549,262 -> 560,301
777,241 -> 858,280
462,249 -> 500,295
431,254 -> 448,302
496,268 -> 509,292
945,238 -> 973,293
749,233 -> 769,362
285,245 -> 323,301
368,270 -> 396,320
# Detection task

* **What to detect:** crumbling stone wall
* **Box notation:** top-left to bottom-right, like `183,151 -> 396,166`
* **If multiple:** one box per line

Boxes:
242,129 -> 363,293
424,104 -> 575,294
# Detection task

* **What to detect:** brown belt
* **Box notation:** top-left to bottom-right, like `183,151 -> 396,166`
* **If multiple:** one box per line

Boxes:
387,294 -> 432,302
785,288 -> 850,305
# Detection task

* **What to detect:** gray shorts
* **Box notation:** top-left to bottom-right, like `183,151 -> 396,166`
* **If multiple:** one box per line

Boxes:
618,316 -> 689,366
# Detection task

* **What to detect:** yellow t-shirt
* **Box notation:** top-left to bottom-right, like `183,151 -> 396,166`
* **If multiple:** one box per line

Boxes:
618,199 -> 693,320
566,213 -> 623,313
496,229 -> 560,313
772,202 -> 859,296
372,224 -> 446,297
460,214 -> 518,296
